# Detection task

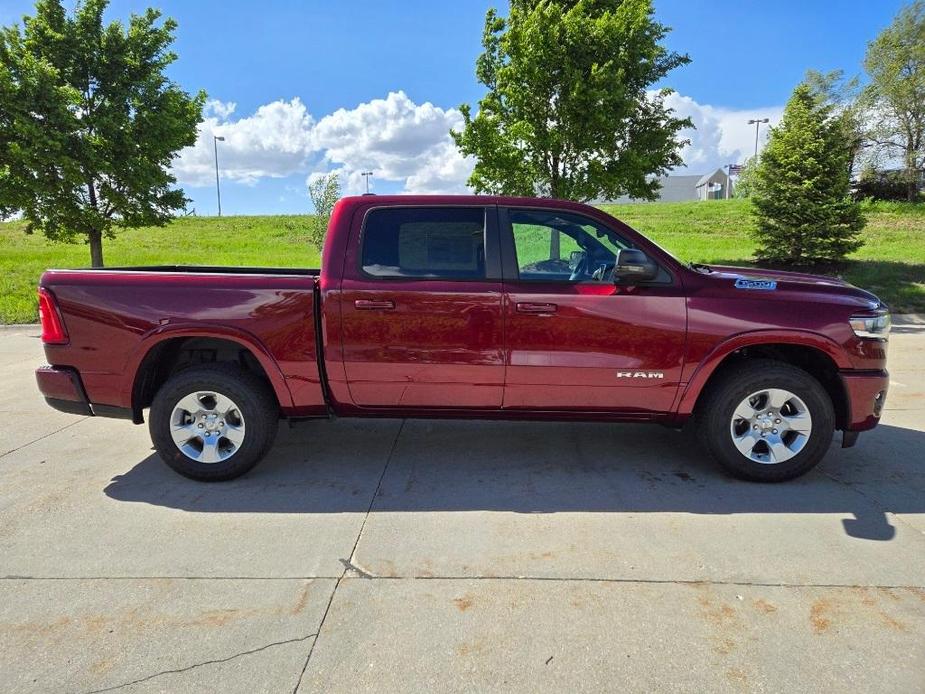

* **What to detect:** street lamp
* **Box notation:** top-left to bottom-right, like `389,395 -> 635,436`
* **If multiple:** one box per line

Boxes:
747,118 -> 769,159
360,171 -> 373,195
213,135 -> 225,216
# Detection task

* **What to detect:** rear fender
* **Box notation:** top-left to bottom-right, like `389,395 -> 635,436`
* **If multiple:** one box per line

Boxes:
126,323 -> 295,412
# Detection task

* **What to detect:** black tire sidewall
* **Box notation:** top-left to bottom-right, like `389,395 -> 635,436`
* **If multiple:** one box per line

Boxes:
700,362 -> 835,482
149,365 -> 278,481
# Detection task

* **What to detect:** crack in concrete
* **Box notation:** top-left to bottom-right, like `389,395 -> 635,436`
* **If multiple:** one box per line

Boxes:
0,417 -> 89,460
82,632 -> 318,694
339,558 -> 377,578
290,418 -> 406,694
2,576 -> 922,591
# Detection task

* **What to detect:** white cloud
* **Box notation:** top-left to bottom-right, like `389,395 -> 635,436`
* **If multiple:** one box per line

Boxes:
173,98 -> 314,186
174,91 -> 472,195
172,90 -> 782,196
205,99 -> 237,120
662,91 -> 785,174
309,91 -> 473,194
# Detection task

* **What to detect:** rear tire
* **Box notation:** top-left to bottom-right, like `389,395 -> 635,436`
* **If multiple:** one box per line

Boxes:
149,364 -> 278,481
696,359 -> 835,482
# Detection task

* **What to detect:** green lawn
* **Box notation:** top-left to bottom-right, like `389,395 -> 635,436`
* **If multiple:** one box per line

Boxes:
2,199 -> 923,323
0,216 -> 322,323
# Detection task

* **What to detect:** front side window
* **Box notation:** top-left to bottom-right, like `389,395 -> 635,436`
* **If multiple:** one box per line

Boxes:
510,210 -> 632,282
362,207 -> 486,279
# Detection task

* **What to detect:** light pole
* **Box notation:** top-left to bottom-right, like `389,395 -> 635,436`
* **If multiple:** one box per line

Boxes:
361,171 -> 373,194
213,135 -> 225,216
747,118 -> 769,159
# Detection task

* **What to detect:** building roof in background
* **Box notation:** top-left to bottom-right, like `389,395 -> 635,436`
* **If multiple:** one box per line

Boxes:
696,168 -> 728,187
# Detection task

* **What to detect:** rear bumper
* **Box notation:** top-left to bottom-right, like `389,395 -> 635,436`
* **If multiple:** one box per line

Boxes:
840,369 -> 889,431
36,365 -> 135,420
35,365 -> 92,416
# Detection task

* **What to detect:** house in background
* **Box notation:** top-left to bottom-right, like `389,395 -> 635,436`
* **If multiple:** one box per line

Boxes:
695,168 -> 732,200
602,167 -> 733,203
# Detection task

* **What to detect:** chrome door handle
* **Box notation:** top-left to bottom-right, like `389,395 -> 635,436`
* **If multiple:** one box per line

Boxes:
354,299 -> 396,310
516,302 -> 557,314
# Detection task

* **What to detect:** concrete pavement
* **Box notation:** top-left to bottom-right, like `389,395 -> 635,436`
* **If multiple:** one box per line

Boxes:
0,322 -> 922,692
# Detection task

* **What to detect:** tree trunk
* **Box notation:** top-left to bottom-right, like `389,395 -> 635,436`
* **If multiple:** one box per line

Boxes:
88,229 -> 104,268
548,165 -> 561,260
85,179 -> 105,267
906,146 -> 919,202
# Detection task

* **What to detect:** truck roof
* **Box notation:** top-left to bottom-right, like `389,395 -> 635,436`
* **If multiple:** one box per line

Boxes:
337,194 -> 597,211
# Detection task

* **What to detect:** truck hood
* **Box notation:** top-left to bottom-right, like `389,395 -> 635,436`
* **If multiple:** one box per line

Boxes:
703,264 -> 884,310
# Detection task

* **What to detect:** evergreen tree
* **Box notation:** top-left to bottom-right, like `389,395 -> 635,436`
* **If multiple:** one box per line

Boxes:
751,84 -> 865,265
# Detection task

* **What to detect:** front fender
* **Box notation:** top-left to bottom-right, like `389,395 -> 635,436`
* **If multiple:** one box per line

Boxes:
674,329 -> 850,417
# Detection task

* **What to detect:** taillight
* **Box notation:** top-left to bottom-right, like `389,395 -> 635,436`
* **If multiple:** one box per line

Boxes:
38,287 -> 68,344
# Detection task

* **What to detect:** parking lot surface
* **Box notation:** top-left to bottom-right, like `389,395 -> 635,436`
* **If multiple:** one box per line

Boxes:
1,320 -> 923,693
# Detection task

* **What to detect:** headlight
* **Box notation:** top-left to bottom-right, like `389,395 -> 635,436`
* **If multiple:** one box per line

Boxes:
850,311 -> 891,339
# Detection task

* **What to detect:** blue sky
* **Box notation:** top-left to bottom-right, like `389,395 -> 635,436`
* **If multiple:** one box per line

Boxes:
0,0 -> 910,215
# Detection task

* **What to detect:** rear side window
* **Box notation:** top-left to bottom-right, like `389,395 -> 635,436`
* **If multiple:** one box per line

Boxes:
361,207 -> 487,279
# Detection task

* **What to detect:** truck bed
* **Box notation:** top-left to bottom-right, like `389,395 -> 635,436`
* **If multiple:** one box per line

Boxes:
39,266 -> 327,418
92,265 -> 321,276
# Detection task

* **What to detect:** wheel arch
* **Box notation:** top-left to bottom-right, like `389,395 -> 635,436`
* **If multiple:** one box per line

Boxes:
679,332 -> 850,430
128,326 -> 292,423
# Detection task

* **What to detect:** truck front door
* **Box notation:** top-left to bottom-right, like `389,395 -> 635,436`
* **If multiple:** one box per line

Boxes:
499,207 -> 687,414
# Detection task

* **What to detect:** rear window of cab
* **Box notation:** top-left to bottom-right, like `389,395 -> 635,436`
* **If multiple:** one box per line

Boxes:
361,207 -> 487,280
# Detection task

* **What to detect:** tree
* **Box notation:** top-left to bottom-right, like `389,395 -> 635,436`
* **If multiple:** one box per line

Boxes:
864,1 -> 925,202
0,0 -> 204,267
804,69 -> 867,178
733,158 -> 758,198
451,0 -> 691,202
751,83 -> 865,265
307,172 -> 340,251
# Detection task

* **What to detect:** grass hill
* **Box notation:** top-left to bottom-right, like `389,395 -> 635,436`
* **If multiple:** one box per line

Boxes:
1,198 -> 923,323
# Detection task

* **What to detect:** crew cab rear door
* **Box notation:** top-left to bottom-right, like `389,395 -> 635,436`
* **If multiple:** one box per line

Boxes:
338,205 -> 505,409
499,206 -> 686,414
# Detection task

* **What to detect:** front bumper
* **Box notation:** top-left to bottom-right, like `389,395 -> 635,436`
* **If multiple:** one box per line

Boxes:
840,369 -> 889,432
35,365 -> 92,416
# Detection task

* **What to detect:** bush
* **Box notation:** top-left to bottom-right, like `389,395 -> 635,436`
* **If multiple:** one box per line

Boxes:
853,169 -> 921,202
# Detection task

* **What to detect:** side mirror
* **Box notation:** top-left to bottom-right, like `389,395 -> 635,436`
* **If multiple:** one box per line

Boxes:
613,249 -> 658,284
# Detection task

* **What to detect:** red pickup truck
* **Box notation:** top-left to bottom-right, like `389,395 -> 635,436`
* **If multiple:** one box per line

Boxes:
35,195 -> 890,482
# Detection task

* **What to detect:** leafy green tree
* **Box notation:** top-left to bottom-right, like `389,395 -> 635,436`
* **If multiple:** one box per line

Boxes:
804,69 -> 867,178
751,83 -> 865,265
306,172 -> 341,251
0,0 -> 204,267
451,0 -> 691,201
864,1 -> 925,202
733,158 -> 758,198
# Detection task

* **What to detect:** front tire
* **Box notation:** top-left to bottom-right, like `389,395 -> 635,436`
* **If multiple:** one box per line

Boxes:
697,360 -> 835,482
149,364 -> 278,481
